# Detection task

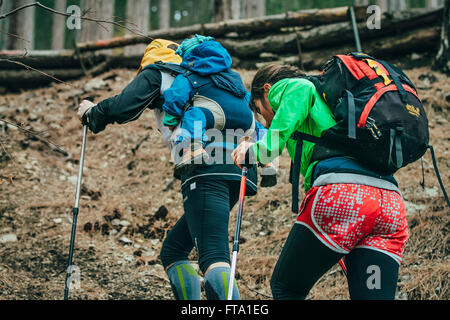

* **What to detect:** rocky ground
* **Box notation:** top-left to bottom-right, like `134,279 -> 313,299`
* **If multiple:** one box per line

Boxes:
0,64 -> 448,300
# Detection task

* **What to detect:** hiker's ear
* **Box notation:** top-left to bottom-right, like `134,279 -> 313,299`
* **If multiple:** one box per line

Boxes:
263,83 -> 272,93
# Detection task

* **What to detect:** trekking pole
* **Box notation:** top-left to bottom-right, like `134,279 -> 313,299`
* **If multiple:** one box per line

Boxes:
349,6 -> 362,52
227,165 -> 248,300
64,124 -> 88,300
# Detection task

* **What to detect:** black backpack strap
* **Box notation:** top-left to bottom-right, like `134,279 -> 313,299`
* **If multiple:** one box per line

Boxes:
291,132 -> 303,214
350,52 -> 408,104
143,62 -> 187,76
346,90 -> 357,139
428,145 -> 450,208
388,127 -> 404,171
145,62 -> 213,113
378,61 -> 408,104
290,132 -> 327,213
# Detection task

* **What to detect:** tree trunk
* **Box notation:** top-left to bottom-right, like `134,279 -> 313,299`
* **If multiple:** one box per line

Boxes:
159,0 -> 171,29
97,0 -> 115,54
6,0 -> 35,50
242,0 -> 265,18
125,0 -> 150,56
0,0 -> 12,50
52,0 -> 67,50
77,0 -> 115,45
433,0 -> 449,74
78,0 -> 98,43
426,0 -> 440,9
388,0 -> 407,12
376,0 -> 388,13
230,0 -> 240,19
213,0 -> 230,22
97,0 -> 115,42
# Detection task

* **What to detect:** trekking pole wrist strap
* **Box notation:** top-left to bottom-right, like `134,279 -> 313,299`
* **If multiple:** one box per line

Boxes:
81,109 -> 91,126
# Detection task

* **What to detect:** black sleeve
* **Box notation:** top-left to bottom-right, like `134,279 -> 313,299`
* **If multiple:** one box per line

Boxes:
88,68 -> 162,134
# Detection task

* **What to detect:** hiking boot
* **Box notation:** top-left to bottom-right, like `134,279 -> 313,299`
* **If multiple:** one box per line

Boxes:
260,163 -> 277,188
174,142 -> 208,178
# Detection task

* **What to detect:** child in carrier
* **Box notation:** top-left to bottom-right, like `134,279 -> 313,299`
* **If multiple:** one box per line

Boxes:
161,35 -> 276,183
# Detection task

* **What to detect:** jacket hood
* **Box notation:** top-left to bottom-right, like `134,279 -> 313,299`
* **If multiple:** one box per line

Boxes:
137,39 -> 182,74
180,41 -> 232,76
210,71 -> 248,98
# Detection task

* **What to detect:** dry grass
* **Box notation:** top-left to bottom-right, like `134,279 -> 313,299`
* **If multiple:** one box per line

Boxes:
0,65 -> 448,300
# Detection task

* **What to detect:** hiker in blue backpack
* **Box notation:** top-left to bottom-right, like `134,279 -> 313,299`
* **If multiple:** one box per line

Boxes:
158,35 -> 269,300
159,34 -> 276,181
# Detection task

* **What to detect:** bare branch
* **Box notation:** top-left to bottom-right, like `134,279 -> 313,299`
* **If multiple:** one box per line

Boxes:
0,119 -> 69,156
0,58 -> 75,87
0,1 -> 153,40
241,280 -> 272,299
0,138 -> 15,165
0,28 -> 31,44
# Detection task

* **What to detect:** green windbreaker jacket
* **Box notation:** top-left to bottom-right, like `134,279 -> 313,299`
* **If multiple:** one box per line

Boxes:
252,78 -> 336,192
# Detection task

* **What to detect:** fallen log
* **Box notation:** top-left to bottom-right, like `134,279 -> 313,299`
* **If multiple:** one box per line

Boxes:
0,68 -> 85,85
241,26 -> 441,70
76,6 -> 368,52
220,8 -> 443,58
0,54 -> 143,89
85,55 -> 142,77
0,50 -> 105,70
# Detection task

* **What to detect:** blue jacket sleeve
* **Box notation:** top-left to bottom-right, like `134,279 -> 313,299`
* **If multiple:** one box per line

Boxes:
245,91 -> 251,103
162,75 -> 194,118
255,121 -> 268,142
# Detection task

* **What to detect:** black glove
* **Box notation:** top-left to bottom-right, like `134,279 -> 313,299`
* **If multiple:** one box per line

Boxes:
260,164 -> 277,188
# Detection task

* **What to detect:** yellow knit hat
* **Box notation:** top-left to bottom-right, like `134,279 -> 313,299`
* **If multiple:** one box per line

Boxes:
137,39 -> 182,74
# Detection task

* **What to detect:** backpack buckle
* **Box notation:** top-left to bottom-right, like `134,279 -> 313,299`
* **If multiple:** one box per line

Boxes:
365,59 -> 393,86
366,117 -> 382,140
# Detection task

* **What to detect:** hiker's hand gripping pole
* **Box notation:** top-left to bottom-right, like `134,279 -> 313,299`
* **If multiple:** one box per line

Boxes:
64,124 -> 88,300
232,137 -> 255,170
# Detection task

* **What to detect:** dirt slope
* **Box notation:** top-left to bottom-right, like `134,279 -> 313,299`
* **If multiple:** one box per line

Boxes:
0,66 -> 448,300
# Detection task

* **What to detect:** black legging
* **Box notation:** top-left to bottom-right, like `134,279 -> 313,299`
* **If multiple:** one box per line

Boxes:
271,224 -> 400,300
160,178 -> 240,274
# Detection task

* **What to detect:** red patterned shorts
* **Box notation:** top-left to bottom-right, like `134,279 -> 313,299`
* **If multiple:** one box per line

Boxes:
296,184 -> 409,264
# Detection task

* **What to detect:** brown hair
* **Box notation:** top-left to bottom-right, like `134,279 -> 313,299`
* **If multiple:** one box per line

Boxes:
250,64 -> 305,113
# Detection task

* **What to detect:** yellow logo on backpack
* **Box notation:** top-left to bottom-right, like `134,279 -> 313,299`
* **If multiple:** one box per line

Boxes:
406,104 -> 420,118
137,39 -> 182,74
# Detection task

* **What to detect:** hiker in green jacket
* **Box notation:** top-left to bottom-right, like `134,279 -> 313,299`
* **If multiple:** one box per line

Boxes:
232,64 -> 409,300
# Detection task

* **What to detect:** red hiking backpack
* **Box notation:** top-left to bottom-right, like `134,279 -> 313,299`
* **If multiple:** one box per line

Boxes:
290,52 -> 449,212
305,52 -> 428,174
